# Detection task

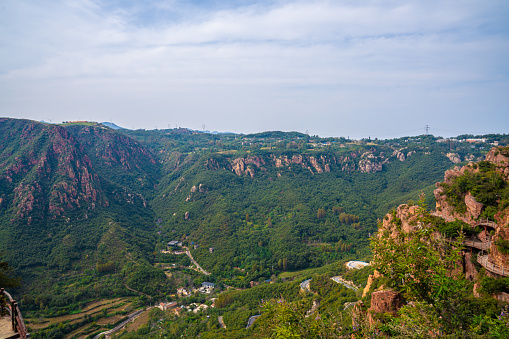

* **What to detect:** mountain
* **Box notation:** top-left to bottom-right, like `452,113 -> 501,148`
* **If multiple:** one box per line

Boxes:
1,117 -> 508,335
0,118 -> 162,312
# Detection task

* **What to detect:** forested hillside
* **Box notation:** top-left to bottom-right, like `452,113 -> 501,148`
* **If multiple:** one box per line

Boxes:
0,117 -> 506,337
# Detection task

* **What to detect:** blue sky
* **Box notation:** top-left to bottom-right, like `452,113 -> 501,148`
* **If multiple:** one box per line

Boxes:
0,0 -> 508,138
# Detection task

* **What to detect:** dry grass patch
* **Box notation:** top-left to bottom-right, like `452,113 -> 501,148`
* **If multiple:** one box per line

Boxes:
122,310 -> 150,333
26,298 -> 131,331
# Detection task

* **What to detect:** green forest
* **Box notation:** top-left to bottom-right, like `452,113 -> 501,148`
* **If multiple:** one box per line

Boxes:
1,118 -> 508,338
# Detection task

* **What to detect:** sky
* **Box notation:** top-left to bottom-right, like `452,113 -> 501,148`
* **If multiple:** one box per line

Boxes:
0,0 -> 508,139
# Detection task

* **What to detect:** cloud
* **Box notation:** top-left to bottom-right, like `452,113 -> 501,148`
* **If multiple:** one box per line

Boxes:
0,0 -> 508,137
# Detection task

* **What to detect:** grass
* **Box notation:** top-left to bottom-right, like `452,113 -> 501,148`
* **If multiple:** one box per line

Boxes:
122,310 -> 150,334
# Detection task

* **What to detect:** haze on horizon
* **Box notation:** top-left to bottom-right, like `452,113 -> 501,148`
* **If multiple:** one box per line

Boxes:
1,0 -> 508,139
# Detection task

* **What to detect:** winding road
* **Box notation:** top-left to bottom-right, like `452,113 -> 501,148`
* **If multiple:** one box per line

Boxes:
331,276 -> 358,291
300,279 -> 312,293
246,315 -> 260,329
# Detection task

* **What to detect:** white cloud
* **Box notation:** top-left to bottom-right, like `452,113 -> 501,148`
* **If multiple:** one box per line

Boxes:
0,0 -> 508,137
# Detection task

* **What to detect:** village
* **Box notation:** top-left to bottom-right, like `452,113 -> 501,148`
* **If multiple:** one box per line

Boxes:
154,240 -> 220,318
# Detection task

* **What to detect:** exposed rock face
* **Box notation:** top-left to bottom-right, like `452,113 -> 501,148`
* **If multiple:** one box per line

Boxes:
434,165 -> 482,223
206,149 -> 396,176
446,152 -> 461,163
381,204 -> 421,236
434,147 -> 509,226
433,146 -> 509,281
369,289 -> 403,314
363,270 -> 381,297
465,193 -> 483,219
489,227 -> 509,267
485,147 -> 509,175
229,156 -> 265,177
358,158 -> 383,173
392,149 -> 406,161
309,156 -> 323,173
1,121 -> 104,221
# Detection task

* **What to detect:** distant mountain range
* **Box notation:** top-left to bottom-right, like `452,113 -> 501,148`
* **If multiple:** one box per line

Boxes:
100,121 -> 126,130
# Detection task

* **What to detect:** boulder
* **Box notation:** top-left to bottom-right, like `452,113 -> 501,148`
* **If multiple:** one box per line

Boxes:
369,289 -> 403,315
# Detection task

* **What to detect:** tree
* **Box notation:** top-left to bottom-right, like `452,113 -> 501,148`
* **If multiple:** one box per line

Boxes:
0,254 -> 20,289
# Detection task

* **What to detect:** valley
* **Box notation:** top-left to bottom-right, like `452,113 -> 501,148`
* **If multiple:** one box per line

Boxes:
1,118 -> 508,338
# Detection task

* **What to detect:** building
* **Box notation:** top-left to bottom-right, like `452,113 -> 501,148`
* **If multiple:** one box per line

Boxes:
177,287 -> 190,297
201,282 -> 215,293
157,301 -> 178,311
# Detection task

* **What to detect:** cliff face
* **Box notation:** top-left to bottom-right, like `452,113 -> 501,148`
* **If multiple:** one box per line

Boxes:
203,147 -> 440,177
0,119 -> 103,221
434,147 -> 509,224
433,147 -> 509,268
366,146 -> 509,316
0,119 -> 158,222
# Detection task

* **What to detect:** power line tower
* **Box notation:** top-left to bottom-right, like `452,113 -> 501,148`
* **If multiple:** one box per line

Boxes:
425,125 -> 430,135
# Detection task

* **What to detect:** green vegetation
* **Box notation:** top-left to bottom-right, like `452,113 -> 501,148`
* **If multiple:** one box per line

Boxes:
0,254 -> 20,288
1,118 -> 509,338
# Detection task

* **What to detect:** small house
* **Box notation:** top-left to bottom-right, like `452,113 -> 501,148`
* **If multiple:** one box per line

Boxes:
201,282 -> 215,292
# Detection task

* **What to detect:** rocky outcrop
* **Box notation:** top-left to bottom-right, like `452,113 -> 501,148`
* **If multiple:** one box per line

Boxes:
434,166 -> 481,223
369,289 -> 403,315
358,158 -> 383,173
489,227 -> 509,268
392,149 -> 406,161
381,204 -> 421,236
446,152 -> 461,163
230,156 -> 265,177
1,123 -> 104,221
434,146 -> 509,278
434,147 -> 509,226
485,147 -> 509,176
465,193 -> 483,219
363,270 -> 381,297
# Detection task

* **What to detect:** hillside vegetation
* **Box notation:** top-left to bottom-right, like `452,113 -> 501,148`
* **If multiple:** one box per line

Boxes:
0,118 -> 507,337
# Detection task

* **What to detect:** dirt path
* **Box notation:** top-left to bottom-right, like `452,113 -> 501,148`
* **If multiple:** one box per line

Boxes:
124,284 -> 152,299
183,247 -> 210,275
